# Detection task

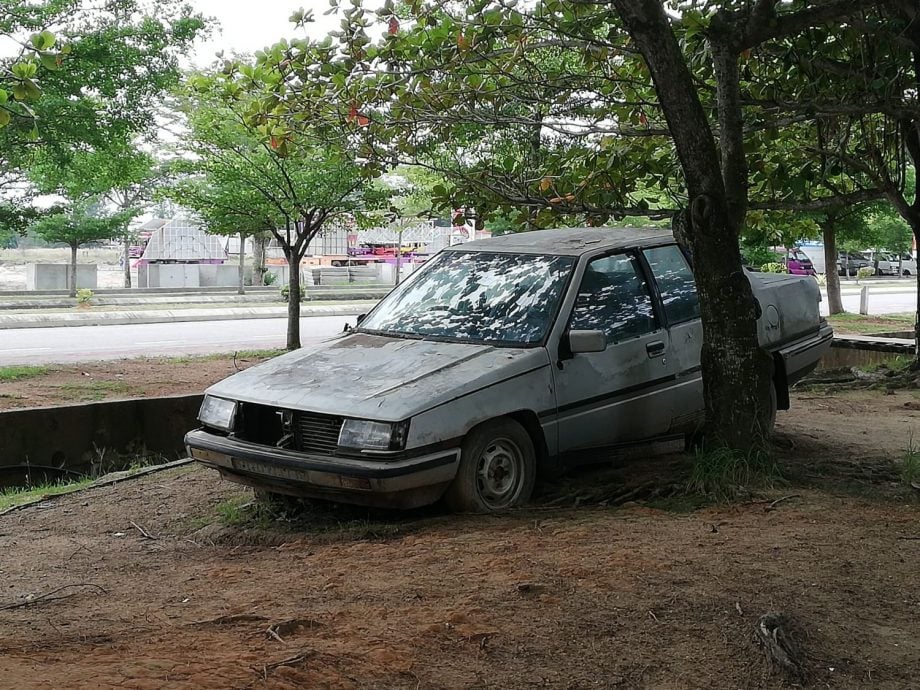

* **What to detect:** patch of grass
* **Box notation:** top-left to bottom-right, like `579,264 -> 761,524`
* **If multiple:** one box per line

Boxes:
213,492 -> 416,543
0,365 -> 50,382
57,380 -> 133,401
686,444 -> 782,502
0,477 -> 95,512
902,439 -> 920,488
826,312 -> 914,335
163,349 -> 284,365
855,354 -> 912,374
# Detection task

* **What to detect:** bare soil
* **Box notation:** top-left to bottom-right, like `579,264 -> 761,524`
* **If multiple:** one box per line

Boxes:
0,354 -> 273,410
1,383 -> 919,689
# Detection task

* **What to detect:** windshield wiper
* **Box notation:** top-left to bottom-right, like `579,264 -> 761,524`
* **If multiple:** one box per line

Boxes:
353,327 -> 424,340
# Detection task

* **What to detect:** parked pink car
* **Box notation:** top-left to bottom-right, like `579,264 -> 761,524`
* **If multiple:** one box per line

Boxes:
773,248 -> 816,276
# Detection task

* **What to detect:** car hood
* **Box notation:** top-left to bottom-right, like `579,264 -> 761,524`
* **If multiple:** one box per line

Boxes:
205,332 -> 550,421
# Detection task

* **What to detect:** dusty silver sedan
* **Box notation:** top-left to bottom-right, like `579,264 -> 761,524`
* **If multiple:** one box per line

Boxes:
186,227 -> 832,512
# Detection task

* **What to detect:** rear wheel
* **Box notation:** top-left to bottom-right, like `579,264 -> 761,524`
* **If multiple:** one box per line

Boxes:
445,419 -> 536,513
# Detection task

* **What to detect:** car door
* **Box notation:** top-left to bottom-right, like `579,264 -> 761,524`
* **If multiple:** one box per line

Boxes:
551,251 -> 675,453
640,244 -> 704,434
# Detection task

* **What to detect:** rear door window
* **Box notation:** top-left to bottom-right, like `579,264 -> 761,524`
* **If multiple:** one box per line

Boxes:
642,245 -> 700,324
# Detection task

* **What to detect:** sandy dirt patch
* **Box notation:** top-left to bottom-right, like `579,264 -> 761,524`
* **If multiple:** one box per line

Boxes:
0,388 -> 918,689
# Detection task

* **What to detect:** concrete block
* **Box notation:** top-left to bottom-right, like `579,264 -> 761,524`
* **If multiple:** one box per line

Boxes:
25,264 -> 97,290
198,264 -> 239,287
146,264 -> 200,288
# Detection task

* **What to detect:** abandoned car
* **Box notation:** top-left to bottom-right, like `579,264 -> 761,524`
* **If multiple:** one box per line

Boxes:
186,227 -> 833,512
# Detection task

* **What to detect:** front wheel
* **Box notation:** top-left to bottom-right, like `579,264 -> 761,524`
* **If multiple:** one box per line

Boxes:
445,419 -> 536,513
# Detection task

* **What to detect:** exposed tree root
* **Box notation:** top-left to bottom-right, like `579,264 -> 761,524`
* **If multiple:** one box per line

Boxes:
540,480 -> 683,509
754,612 -> 810,685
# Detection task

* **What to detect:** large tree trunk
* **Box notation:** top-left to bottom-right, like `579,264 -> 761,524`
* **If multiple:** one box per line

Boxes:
821,219 -> 844,314
285,247 -> 301,350
237,232 -> 246,295
686,204 -> 774,449
69,243 -> 78,298
613,0 -> 773,450
123,236 -> 132,288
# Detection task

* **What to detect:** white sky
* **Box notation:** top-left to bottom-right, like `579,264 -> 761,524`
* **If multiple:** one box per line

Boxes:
185,0 -> 343,67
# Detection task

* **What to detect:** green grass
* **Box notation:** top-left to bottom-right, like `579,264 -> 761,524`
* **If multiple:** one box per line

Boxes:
58,380 -> 133,401
686,444 -> 782,502
854,354 -> 913,374
826,312 -> 914,335
163,349 -> 284,365
0,477 -> 95,512
902,439 -> 920,488
0,365 -> 50,382
210,492 -> 415,543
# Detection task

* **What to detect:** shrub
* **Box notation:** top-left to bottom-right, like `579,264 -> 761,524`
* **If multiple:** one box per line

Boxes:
261,269 -> 276,286
76,288 -> 94,305
856,266 -> 875,282
814,273 -> 827,286
280,283 -> 306,302
760,262 -> 787,274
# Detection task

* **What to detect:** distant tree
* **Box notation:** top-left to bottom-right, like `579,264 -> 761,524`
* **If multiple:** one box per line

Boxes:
1,1 -> 206,232
174,72 -> 386,349
28,141 -> 160,287
30,203 -> 134,296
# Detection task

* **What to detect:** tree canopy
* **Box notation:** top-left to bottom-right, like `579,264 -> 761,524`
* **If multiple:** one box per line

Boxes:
239,0 -> 916,449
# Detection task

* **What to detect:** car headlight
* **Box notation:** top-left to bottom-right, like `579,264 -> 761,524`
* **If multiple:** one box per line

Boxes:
338,419 -> 409,452
199,395 -> 237,432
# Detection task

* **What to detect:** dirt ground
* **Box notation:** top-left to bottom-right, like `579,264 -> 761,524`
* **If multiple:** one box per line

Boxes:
1,385 -> 919,689
0,354 -> 273,410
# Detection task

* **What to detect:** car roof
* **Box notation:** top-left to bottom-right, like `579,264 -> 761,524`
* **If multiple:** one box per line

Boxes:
449,226 -> 675,257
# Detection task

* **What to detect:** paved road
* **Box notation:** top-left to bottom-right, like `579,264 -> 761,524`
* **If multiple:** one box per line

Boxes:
822,286 -> 917,316
0,315 -> 356,366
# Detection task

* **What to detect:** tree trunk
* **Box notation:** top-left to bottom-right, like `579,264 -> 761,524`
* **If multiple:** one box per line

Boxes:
688,205 -> 775,450
285,247 -> 301,350
252,234 -> 265,286
613,0 -> 772,451
821,219 -> 844,314
123,236 -> 132,288
69,243 -> 78,298
238,232 -> 246,295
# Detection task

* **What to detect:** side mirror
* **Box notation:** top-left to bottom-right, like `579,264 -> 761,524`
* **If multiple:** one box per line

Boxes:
356,313 -> 367,325
568,330 -> 607,354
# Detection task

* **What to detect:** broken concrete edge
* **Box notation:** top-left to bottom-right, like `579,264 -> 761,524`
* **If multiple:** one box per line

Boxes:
0,458 -> 195,518
0,302 -> 378,329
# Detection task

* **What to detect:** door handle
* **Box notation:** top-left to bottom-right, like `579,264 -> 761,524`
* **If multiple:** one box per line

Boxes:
646,341 -> 666,358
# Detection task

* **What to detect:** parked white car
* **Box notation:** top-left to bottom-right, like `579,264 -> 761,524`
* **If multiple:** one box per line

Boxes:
186,227 -> 833,512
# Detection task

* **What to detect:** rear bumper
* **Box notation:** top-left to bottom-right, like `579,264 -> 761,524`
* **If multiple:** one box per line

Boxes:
777,323 -> 834,384
185,429 -> 460,509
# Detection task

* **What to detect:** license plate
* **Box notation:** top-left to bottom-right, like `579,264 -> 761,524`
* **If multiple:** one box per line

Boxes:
232,458 -> 307,482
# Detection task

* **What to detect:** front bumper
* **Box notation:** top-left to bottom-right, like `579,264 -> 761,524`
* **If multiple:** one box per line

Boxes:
185,429 -> 460,509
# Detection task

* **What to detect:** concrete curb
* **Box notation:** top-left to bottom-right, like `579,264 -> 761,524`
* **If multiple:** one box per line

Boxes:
0,302 -> 377,329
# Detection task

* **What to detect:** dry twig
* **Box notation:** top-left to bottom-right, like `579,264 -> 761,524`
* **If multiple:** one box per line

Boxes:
130,521 -> 157,540
765,494 -> 801,511
0,583 -> 107,611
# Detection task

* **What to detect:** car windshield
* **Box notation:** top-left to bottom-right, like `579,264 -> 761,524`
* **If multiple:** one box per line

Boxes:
358,250 -> 575,345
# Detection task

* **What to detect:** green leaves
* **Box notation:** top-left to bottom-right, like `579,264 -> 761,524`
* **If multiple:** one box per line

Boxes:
30,30 -> 56,51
